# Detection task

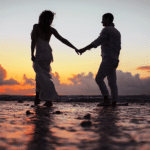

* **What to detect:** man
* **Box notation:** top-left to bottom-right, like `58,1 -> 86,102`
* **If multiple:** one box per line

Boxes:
78,13 -> 121,106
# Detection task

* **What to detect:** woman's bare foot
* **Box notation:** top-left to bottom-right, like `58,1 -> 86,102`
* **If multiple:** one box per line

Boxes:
34,92 -> 41,105
34,98 -> 41,105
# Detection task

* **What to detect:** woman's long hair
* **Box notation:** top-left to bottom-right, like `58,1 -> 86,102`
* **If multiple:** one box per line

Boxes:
38,10 -> 55,33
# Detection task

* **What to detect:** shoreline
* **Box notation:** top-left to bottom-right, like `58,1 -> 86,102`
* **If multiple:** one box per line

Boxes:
0,95 -> 150,103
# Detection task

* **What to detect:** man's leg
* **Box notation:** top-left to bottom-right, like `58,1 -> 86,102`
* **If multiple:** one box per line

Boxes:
95,61 -> 111,105
95,58 -> 119,106
107,68 -> 118,106
95,72 -> 109,99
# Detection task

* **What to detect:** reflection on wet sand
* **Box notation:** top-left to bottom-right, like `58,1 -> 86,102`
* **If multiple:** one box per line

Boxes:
0,101 -> 150,150
27,107 -> 56,150
96,107 -> 120,150
93,105 -> 150,150
95,107 -> 133,150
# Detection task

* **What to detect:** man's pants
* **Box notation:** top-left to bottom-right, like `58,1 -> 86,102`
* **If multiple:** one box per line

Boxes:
95,57 -> 119,102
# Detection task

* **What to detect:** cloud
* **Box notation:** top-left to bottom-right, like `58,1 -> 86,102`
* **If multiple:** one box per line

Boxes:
0,65 -> 35,95
0,65 -> 19,85
51,72 -> 61,86
23,74 -> 35,86
117,70 -> 150,95
0,63 -> 150,95
136,66 -> 150,72
51,70 -> 150,95
52,72 -> 100,95
68,72 -> 94,85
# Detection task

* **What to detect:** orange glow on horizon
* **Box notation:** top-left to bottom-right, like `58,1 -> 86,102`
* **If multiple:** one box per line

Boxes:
0,84 -> 35,95
27,93 -> 35,96
0,88 -> 5,93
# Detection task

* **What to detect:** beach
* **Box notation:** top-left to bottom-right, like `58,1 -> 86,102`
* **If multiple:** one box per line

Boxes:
0,95 -> 150,150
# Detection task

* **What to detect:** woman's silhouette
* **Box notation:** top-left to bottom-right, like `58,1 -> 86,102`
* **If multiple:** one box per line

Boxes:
31,10 -> 78,106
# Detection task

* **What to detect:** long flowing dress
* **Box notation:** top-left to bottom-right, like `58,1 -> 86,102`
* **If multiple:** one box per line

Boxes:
33,37 -> 58,101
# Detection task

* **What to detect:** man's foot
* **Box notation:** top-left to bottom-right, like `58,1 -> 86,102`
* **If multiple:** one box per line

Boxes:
112,101 -> 117,107
43,101 -> 53,107
34,98 -> 41,106
97,96 -> 111,106
97,102 -> 111,106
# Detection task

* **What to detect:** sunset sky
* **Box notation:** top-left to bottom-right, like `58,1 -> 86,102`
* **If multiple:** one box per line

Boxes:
0,0 -> 150,95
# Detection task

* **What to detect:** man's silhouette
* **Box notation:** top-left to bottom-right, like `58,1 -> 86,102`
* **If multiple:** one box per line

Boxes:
78,13 -> 121,106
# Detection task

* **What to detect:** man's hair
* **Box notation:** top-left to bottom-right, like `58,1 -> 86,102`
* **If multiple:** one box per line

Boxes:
103,13 -> 114,23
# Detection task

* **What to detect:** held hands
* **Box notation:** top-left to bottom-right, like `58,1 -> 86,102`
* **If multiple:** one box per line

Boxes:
75,48 -> 86,55
74,48 -> 79,55
75,44 -> 93,55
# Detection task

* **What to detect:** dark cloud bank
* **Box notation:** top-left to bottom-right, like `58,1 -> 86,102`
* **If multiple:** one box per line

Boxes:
0,64 -> 150,95
0,65 -> 19,86
52,70 -> 150,95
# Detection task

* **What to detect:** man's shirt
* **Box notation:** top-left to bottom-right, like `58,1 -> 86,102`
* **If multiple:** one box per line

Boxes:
91,23 -> 121,60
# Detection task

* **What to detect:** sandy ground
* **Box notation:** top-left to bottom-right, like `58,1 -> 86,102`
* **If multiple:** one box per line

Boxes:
0,100 -> 150,150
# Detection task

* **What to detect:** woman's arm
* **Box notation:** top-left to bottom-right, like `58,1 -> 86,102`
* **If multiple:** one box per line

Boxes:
52,28 -> 78,54
31,24 -> 38,61
31,40 -> 36,61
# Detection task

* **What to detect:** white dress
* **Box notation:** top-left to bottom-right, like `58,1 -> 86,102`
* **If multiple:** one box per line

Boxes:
33,37 -> 58,101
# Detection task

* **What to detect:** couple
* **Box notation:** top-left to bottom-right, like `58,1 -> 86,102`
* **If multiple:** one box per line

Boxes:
31,10 -> 121,107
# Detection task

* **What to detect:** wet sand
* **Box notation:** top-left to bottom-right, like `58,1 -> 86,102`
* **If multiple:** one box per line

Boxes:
0,98 -> 150,150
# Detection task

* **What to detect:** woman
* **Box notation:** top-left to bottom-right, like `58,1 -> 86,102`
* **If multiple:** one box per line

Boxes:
31,10 -> 78,106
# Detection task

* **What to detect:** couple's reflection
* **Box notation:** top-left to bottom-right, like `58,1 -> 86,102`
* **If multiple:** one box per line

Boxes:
27,106 -> 56,150
96,106 -> 120,150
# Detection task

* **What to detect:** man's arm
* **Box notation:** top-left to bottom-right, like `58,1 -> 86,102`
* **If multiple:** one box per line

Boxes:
91,28 -> 108,48
78,28 -> 108,55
